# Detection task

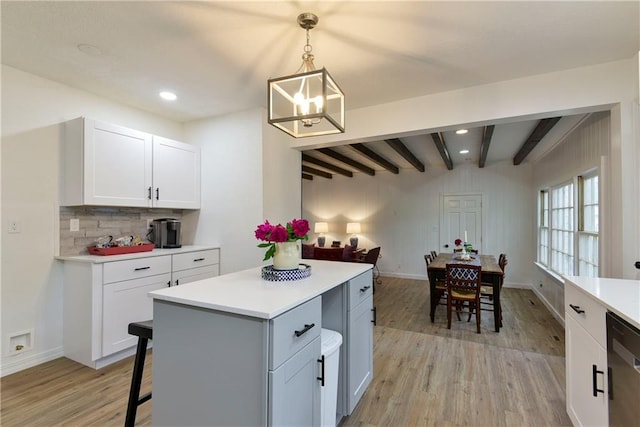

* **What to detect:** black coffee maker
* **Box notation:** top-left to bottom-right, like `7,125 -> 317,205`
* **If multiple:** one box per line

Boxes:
151,218 -> 182,248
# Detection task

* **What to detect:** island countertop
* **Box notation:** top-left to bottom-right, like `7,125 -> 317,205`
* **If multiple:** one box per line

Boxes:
563,275 -> 640,329
149,260 -> 372,319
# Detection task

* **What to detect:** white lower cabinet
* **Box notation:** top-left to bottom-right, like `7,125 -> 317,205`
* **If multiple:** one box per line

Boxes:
564,279 -> 608,427
62,247 -> 219,369
102,273 -> 171,355
171,248 -> 220,286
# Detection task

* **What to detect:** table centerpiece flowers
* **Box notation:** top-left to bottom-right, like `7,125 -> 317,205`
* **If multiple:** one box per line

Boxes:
255,218 -> 310,270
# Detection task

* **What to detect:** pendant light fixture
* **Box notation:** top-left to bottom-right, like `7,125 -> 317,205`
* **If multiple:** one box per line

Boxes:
268,13 -> 345,138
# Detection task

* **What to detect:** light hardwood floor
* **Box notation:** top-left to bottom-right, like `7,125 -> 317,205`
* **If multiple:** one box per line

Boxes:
1,277 -> 570,426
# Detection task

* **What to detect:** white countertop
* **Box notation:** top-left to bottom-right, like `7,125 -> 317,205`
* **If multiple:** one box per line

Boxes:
563,275 -> 640,329
56,245 -> 219,263
149,260 -> 372,319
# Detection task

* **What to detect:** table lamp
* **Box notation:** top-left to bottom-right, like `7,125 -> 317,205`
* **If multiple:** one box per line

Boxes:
346,222 -> 361,248
314,222 -> 329,247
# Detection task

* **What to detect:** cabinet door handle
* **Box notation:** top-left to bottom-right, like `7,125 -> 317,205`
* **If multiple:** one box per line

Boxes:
317,355 -> 325,387
569,304 -> 585,314
371,306 -> 377,325
294,323 -> 315,337
155,188 -> 160,200
147,187 -> 152,200
592,364 -> 605,397
193,258 -> 205,262
167,281 -> 171,287
134,266 -> 151,271
360,285 -> 371,292
175,279 -> 179,286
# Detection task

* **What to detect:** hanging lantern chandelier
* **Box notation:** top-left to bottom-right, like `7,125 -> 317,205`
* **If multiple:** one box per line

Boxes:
268,13 -> 345,138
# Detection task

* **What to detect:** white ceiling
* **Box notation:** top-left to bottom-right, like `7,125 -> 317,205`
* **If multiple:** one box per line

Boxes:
2,1 -> 639,168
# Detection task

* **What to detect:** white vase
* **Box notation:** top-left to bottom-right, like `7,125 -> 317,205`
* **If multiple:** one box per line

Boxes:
273,241 -> 300,270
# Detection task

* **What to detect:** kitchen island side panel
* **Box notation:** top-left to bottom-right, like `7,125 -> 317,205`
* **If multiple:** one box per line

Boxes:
153,300 -> 269,426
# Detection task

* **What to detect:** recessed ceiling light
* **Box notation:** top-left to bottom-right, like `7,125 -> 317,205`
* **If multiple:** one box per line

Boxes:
77,44 -> 102,56
159,91 -> 177,101
456,129 -> 468,135
459,149 -> 470,154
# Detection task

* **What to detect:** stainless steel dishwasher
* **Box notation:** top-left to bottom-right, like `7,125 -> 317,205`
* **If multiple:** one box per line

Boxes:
606,311 -> 640,426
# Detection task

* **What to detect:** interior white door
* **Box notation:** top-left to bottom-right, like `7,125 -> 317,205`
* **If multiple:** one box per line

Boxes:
440,194 -> 482,251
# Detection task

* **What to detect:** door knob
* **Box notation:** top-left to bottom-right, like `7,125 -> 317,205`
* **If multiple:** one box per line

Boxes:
635,261 -> 640,269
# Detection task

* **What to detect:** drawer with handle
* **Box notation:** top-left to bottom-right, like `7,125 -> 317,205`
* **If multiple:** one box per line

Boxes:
103,255 -> 171,284
348,270 -> 374,310
172,249 -> 219,272
269,296 -> 321,370
565,280 -> 606,346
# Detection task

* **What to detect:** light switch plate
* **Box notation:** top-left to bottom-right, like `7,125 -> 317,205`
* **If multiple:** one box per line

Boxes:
70,218 -> 80,232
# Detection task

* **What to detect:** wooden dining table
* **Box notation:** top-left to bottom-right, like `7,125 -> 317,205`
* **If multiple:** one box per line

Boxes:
427,252 -> 504,332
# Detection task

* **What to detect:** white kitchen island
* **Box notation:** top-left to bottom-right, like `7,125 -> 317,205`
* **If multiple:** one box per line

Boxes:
149,260 -> 374,427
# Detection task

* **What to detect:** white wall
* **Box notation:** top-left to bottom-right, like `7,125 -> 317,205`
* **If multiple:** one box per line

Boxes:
0,65 -> 183,375
298,56 -> 640,279
303,160 -> 533,284
531,111 -> 611,323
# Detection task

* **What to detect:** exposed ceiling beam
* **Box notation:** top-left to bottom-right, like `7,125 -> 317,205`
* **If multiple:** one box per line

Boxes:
350,143 -> 399,174
385,138 -> 425,172
478,125 -> 495,168
302,165 -> 332,179
430,132 -> 453,170
302,154 -> 353,177
316,148 -> 376,176
513,117 -> 562,165
302,173 -> 313,181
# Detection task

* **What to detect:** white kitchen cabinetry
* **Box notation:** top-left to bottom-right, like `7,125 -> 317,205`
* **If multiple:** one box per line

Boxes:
171,248 -> 219,286
565,279 -> 608,427
62,117 -> 200,209
62,247 -> 219,369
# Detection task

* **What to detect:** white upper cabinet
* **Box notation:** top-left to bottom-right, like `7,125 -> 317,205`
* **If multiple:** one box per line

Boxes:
62,117 -> 200,209
152,135 -> 201,209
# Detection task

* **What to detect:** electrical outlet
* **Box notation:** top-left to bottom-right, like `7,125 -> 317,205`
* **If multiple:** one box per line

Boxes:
70,218 -> 80,232
8,220 -> 20,233
146,219 -> 153,229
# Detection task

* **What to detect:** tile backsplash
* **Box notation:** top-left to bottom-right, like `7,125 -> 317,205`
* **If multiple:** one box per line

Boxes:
59,206 -> 183,256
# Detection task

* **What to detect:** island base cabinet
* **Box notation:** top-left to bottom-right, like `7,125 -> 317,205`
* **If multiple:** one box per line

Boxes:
347,293 -> 374,413
565,315 -> 608,426
269,337 -> 321,427
153,300 -> 269,427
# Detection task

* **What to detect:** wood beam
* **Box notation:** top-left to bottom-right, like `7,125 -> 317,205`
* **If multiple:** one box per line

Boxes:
302,173 -> 313,181
350,143 -> 399,174
302,165 -> 332,179
385,138 -> 425,172
479,125 -> 495,168
316,148 -> 376,176
302,153 -> 353,177
513,117 -> 562,165
430,132 -> 453,170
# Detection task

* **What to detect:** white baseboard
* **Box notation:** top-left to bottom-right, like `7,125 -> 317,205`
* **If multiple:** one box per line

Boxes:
378,271 -> 427,280
531,286 -> 565,327
1,346 -> 64,377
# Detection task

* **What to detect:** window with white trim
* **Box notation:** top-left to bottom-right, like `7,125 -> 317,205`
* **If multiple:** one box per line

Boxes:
550,182 -> 574,276
539,190 -> 549,267
537,171 -> 599,277
578,173 -> 599,277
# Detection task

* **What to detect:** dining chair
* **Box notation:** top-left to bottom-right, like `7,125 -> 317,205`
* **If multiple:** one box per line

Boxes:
430,250 -> 438,259
424,255 -> 456,319
358,246 -> 381,290
446,263 -> 482,333
479,254 -> 507,327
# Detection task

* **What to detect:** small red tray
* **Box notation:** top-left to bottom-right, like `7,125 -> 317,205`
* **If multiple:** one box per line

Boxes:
88,243 -> 155,256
